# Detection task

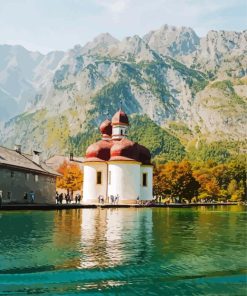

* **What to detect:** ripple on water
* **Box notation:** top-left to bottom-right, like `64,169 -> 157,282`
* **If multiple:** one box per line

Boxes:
0,206 -> 246,295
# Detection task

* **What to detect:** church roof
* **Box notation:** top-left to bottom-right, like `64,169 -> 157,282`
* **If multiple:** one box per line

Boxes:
110,138 -> 139,162
85,140 -> 113,162
99,119 -> 112,137
84,110 -> 151,165
85,138 -> 151,164
112,109 -> 129,126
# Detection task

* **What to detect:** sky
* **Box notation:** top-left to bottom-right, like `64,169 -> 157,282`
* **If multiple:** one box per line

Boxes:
0,0 -> 246,53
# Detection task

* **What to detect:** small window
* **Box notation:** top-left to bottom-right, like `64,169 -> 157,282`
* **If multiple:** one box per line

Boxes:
96,172 -> 102,185
10,171 -> 14,178
142,173 -> 147,187
26,173 -> 29,181
108,171 -> 111,185
35,175 -> 39,182
120,129 -> 123,135
7,192 -> 11,200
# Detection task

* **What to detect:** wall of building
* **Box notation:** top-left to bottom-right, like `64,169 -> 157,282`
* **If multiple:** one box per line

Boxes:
0,167 -> 56,203
140,166 -> 153,201
112,125 -> 127,139
108,162 -> 141,204
83,162 -> 107,203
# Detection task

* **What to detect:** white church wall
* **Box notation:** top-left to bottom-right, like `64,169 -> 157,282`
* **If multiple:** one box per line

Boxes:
83,163 -> 108,203
108,162 -> 141,204
140,166 -> 153,201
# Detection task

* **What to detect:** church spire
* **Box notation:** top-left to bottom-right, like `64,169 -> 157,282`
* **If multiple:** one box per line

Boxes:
111,109 -> 129,140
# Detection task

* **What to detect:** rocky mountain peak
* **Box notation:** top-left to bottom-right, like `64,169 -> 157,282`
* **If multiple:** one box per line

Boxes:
108,34 -> 156,62
143,24 -> 200,57
202,30 -> 247,53
81,33 -> 119,55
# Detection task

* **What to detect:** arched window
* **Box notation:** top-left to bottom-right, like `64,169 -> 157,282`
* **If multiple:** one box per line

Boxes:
97,171 -> 102,184
142,173 -> 147,187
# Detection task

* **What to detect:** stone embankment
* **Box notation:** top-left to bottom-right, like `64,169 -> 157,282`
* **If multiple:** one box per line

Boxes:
0,202 -> 239,211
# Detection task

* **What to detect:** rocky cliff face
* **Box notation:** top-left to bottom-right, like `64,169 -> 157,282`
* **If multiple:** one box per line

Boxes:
0,25 -> 246,157
143,25 -> 200,57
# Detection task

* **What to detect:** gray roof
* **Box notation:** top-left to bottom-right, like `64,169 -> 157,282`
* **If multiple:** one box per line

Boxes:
0,146 -> 59,176
46,155 -> 84,170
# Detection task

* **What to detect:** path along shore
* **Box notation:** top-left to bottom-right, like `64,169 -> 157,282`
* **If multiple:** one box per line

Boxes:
0,202 -> 240,211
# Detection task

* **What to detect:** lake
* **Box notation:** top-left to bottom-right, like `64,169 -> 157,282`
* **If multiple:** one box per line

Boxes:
0,206 -> 246,295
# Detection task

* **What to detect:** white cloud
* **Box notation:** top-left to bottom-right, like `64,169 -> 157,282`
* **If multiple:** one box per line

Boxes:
96,0 -> 130,21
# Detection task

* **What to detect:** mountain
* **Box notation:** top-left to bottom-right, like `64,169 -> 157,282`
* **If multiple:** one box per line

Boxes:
143,25 -> 200,57
0,25 -> 246,160
81,33 -> 119,55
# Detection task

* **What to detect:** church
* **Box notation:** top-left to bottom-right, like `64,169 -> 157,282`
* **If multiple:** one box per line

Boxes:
83,109 -> 153,204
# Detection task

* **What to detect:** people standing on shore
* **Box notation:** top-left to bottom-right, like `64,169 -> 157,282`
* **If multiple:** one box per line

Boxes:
23,192 -> 28,202
30,191 -> 35,203
110,195 -> 114,204
0,190 -> 2,207
65,193 -> 70,204
55,192 -> 59,204
59,193 -> 63,204
78,194 -> 81,204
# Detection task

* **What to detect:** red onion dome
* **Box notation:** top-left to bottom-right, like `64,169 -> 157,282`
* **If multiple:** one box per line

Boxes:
110,138 -> 139,161
112,109 -> 129,126
99,119 -> 112,137
138,144 -> 151,165
85,140 -> 112,162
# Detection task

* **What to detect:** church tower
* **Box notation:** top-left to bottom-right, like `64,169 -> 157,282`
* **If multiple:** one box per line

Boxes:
111,109 -> 129,140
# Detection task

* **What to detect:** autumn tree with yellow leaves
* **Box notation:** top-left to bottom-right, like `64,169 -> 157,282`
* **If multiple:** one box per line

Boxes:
153,157 -> 246,202
153,160 -> 200,202
56,161 -> 83,194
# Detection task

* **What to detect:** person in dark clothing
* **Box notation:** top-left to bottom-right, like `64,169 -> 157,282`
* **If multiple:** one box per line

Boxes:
78,194 -> 81,204
59,193 -> 63,204
23,192 -> 28,201
55,192 -> 59,204
0,190 -> 3,207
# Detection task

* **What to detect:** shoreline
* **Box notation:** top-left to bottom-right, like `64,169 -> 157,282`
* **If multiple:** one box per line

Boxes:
0,202 -> 241,211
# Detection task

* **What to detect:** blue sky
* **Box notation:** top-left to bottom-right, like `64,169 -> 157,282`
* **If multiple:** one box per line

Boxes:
0,0 -> 246,53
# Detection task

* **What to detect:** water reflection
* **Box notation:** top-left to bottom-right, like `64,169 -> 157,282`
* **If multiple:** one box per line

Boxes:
0,206 -> 246,295
53,208 -> 153,269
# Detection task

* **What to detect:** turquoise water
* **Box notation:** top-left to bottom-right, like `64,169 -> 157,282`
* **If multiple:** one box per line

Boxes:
0,206 -> 246,295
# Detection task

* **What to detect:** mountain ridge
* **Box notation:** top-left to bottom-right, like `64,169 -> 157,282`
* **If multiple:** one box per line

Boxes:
0,24 -> 246,159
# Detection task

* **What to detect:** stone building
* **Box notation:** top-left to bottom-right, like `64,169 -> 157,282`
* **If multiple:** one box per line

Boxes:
83,109 -> 153,204
0,145 -> 59,203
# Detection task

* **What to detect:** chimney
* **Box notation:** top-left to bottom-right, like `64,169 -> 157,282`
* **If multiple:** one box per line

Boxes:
15,144 -> 22,154
33,150 -> 41,165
